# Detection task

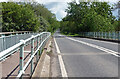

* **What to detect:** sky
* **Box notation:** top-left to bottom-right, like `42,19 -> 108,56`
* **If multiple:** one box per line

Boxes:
0,0 -> 119,21
37,0 -> 119,21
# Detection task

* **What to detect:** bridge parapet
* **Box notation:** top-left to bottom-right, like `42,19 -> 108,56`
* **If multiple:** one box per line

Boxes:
0,32 -> 51,78
0,31 -> 39,52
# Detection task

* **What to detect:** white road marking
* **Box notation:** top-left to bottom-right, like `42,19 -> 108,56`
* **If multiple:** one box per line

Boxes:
58,34 -> 118,45
54,38 -> 68,77
79,37 -> 118,45
66,37 -> 119,57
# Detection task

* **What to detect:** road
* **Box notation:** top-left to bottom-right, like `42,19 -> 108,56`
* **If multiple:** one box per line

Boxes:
54,31 -> 119,78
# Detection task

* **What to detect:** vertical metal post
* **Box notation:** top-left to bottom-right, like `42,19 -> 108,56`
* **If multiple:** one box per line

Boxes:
96,32 -> 98,38
98,32 -> 100,38
16,33 -> 18,43
93,32 -> 95,38
24,32 -> 26,39
95,32 -> 97,38
100,32 -> 101,38
10,34 -> 12,47
40,34 -> 43,55
19,40 -> 24,79
36,36 -> 39,62
1,35 -> 5,51
112,32 -> 114,40
115,32 -> 117,40
101,32 -> 103,38
117,32 -> 119,40
118,31 -> 120,41
105,32 -> 106,39
114,32 -> 116,40
31,35 -> 34,75
109,32 -> 111,39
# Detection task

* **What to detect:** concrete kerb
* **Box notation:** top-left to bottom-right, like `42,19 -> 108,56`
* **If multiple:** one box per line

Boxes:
32,36 -> 52,78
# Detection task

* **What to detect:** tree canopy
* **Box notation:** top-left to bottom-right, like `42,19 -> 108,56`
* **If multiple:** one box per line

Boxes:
60,1 -> 119,34
1,2 -> 59,33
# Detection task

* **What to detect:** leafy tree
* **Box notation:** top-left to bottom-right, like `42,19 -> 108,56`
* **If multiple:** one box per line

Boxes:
60,1 -> 117,34
2,2 -> 39,32
1,2 -> 59,33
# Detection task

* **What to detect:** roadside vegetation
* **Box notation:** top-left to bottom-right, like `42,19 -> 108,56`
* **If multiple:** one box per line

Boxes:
1,2 -> 59,33
60,1 -> 119,35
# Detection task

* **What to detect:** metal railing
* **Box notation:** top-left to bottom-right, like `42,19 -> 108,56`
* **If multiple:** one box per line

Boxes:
0,32 -> 51,78
79,32 -> 120,40
0,31 -> 38,52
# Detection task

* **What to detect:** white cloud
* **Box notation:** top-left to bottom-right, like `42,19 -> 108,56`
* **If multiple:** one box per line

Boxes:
37,0 -> 72,4
44,2 -> 68,21
0,0 -> 8,2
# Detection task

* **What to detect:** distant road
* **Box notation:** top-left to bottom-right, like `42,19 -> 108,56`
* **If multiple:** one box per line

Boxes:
54,31 -> 118,78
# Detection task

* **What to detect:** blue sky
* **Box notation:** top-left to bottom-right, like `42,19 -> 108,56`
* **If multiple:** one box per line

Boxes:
1,0 -> 119,21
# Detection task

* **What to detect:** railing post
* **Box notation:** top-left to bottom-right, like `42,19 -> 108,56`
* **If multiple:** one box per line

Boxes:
108,32 -> 110,39
105,32 -> 106,39
1,35 -> 5,51
93,32 -> 95,38
118,31 -> 120,41
112,32 -> 114,40
16,33 -> 18,43
40,34 -> 42,55
36,36 -> 39,62
10,34 -> 13,47
114,32 -> 116,40
95,32 -> 97,38
101,32 -> 103,38
19,40 -> 25,79
31,35 -> 34,75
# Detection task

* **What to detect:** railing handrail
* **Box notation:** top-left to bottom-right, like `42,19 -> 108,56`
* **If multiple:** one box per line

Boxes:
0,32 -> 51,78
78,31 -> 120,40
0,32 -> 48,60
0,31 -> 32,35
17,32 -> 51,78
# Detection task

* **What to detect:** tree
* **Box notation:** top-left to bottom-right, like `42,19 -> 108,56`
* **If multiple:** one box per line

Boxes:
60,1 -> 116,34
1,2 -> 60,33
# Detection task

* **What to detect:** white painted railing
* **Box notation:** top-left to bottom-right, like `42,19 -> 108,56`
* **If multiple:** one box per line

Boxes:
0,32 -> 51,78
0,31 -> 38,52
79,32 -> 120,40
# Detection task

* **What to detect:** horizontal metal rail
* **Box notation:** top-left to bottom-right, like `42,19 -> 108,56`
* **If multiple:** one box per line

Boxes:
16,32 -> 51,78
0,32 -> 51,78
0,31 -> 32,35
0,31 -> 38,52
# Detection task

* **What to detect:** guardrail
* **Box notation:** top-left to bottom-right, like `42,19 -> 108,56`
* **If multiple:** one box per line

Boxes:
0,32 -> 51,78
0,31 -> 38,52
78,32 -> 120,40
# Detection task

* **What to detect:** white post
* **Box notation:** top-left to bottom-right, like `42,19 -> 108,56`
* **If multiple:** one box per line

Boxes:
31,35 -> 34,75
19,40 -> 25,79
36,36 -> 39,62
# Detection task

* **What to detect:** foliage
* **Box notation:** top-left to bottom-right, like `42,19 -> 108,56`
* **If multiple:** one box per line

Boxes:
60,1 -> 119,34
1,2 -> 59,33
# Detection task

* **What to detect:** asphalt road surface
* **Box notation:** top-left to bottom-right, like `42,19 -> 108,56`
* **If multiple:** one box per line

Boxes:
54,31 -> 119,78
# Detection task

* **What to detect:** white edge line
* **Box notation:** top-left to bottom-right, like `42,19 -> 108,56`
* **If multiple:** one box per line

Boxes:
66,37 -> 119,57
81,37 -> 118,45
54,37 -> 68,77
